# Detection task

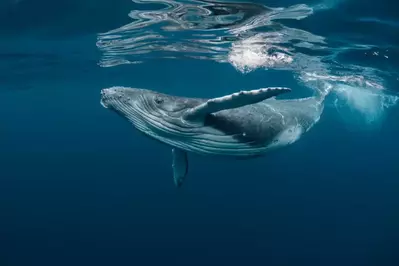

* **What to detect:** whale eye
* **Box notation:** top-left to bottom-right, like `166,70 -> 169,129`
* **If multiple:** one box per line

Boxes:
154,96 -> 164,105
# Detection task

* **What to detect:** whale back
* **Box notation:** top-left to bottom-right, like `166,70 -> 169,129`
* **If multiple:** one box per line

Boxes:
203,97 -> 323,146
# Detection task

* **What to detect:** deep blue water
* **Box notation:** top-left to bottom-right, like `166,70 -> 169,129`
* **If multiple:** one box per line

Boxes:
1,0 -> 399,265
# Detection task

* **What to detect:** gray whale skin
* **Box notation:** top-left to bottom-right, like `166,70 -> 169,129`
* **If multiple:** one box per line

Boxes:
101,86 -> 324,187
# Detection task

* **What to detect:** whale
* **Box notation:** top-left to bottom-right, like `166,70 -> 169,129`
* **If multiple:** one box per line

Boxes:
100,86 -> 324,187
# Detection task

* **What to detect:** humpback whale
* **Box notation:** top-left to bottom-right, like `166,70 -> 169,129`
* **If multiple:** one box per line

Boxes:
101,86 -> 324,187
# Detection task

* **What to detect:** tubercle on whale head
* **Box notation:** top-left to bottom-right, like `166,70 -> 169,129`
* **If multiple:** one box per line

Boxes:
99,86 -> 197,134
100,86 -> 144,109
100,86 -> 211,155
100,86 -> 193,115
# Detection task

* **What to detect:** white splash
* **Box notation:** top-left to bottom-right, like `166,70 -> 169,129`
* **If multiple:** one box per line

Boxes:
313,0 -> 345,11
299,70 -> 399,126
300,72 -> 385,91
227,35 -> 293,74
333,84 -> 398,125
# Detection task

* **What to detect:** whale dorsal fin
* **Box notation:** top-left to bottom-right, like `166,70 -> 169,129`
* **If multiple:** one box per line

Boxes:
184,87 -> 291,120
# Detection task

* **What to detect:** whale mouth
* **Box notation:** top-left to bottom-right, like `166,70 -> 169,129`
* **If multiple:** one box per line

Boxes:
100,98 -> 109,109
100,88 -> 110,108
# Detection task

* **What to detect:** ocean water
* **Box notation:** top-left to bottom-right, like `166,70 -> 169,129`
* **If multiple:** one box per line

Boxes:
1,0 -> 399,265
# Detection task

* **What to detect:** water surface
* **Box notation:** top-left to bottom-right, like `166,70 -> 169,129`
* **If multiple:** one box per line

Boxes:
1,0 -> 398,265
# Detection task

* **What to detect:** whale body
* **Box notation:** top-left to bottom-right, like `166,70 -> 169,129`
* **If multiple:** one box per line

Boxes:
101,86 -> 324,187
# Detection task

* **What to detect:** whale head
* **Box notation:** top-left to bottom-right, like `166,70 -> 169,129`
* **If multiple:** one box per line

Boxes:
100,86 -> 204,142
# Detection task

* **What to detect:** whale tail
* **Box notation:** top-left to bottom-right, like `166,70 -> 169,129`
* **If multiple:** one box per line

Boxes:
315,82 -> 333,103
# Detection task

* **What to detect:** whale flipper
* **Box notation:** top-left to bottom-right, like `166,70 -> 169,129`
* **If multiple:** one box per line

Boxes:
172,148 -> 188,187
184,87 -> 291,120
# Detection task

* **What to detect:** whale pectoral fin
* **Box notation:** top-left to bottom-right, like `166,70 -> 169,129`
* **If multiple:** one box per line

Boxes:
172,148 -> 188,188
184,87 -> 291,120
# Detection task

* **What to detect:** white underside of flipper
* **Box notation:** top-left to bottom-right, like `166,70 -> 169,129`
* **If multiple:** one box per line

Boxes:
172,148 -> 188,187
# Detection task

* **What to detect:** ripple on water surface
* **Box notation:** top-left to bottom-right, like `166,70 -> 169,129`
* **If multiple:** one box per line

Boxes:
96,0 -> 399,127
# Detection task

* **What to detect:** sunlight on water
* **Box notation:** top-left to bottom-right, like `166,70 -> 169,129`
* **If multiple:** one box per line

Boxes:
96,0 -> 399,127
227,34 -> 294,73
96,1 -> 315,67
312,0 -> 345,11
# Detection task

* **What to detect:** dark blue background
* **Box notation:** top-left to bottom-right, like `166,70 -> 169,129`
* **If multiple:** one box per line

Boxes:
1,1 -> 398,265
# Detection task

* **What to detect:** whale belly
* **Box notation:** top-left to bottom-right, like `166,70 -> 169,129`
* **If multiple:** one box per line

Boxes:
266,124 -> 304,150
